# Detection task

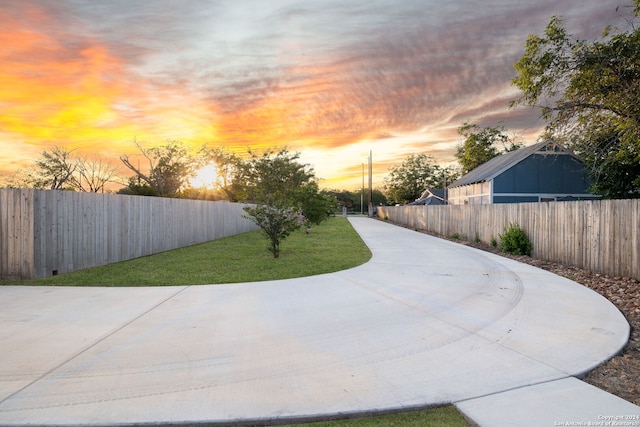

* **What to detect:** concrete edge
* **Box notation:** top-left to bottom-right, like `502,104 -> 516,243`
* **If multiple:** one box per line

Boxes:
453,377 -> 575,427
454,377 -> 640,427
5,403 -> 459,427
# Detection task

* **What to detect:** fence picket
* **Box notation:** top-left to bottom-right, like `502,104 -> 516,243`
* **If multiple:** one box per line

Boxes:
0,189 -> 257,279
378,200 -> 640,281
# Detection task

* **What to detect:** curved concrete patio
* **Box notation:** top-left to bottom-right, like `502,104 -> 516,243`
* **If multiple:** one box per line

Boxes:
0,217 -> 637,426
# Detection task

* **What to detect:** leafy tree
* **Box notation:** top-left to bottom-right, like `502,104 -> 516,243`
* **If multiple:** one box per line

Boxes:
295,182 -> 338,227
197,146 -> 245,201
31,146 -> 77,190
511,2 -> 640,197
238,148 -> 315,205
120,140 -> 195,197
323,189 -> 388,213
240,148 -> 327,257
576,124 -> 640,199
455,123 -> 522,174
324,189 -> 358,212
383,154 -> 458,205
117,176 -> 158,196
0,170 -> 35,189
369,189 -> 389,207
243,204 -> 303,258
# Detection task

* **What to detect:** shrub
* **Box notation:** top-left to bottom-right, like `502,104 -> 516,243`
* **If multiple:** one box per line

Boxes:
490,237 -> 497,247
449,232 -> 460,239
499,223 -> 532,256
243,204 -> 303,258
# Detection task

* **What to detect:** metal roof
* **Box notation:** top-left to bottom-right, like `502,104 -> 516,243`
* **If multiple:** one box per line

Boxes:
448,141 -> 578,188
408,188 -> 446,205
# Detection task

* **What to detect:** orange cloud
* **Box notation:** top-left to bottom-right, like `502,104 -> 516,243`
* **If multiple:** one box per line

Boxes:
2,1 -> 617,190
0,9 -> 125,143
0,4 -> 214,165
207,57 -> 404,154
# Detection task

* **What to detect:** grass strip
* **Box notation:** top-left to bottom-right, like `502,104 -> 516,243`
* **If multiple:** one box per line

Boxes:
282,406 -> 469,426
2,217 -> 372,286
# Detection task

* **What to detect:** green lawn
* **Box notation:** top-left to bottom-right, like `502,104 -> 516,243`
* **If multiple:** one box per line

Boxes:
2,216 -> 372,286
1,216 -> 469,426
283,406 -> 468,427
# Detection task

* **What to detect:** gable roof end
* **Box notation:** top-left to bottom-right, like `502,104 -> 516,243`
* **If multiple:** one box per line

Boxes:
448,141 -> 577,188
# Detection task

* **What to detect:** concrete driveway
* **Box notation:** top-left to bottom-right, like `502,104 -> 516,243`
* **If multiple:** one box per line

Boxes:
0,217 -> 637,426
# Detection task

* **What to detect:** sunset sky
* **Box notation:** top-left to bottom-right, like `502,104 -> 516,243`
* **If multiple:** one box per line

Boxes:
0,0 -> 628,190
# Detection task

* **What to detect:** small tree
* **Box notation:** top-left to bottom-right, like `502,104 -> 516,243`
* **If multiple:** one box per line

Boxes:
239,148 -> 318,257
295,183 -> 338,227
243,204 -> 303,258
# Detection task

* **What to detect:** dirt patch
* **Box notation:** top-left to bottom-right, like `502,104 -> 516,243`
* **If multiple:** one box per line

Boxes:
401,223 -> 640,406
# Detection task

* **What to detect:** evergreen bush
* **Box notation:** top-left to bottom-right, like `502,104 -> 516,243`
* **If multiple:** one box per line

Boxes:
499,223 -> 532,256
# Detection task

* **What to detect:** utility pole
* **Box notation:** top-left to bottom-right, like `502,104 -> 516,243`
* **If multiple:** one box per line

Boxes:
361,162 -> 364,215
368,150 -> 373,217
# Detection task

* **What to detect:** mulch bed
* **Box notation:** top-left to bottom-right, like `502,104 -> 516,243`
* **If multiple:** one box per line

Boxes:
394,222 -> 640,406
461,241 -> 640,406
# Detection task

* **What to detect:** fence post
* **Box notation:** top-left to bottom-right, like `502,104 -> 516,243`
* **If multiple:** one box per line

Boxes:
373,201 -> 639,281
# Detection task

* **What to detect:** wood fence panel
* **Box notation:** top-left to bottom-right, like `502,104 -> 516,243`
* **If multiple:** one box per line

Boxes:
0,190 -> 5,277
602,202 -> 613,277
0,189 -> 34,279
573,202 -> 585,270
592,201 -> 601,273
633,201 -> 640,279
0,189 -> 258,279
378,199 -> 640,281
18,191 -> 34,279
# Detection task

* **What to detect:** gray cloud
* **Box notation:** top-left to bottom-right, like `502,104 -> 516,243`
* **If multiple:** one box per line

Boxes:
48,0 -> 617,144
1,0 -> 628,174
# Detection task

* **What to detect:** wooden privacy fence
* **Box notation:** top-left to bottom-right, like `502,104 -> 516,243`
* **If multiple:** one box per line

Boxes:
0,189 -> 258,280
377,199 -> 640,281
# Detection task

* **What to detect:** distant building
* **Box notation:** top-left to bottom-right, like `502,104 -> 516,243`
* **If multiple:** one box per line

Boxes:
408,188 -> 446,205
447,141 -> 599,205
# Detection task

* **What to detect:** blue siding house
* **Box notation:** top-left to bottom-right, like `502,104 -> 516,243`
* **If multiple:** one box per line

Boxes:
447,141 -> 598,204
